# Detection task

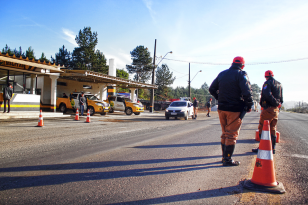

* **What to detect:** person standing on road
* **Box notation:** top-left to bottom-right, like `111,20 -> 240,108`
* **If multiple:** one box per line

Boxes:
193,97 -> 199,119
79,92 -> 86,116
206,98 -> 212,117
3,83 -> 13,113
209,56 -> 253,166
252,70 -> 283,154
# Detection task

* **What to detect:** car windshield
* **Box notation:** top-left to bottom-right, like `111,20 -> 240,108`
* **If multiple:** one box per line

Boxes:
170,102 -> 187,107
86,95 -> 99,100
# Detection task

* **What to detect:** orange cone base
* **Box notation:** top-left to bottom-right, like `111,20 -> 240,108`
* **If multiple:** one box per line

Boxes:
255,130 -> 260,141
244,179 -> 286,194
276,131 -> 280,143
36,121 -> 44,127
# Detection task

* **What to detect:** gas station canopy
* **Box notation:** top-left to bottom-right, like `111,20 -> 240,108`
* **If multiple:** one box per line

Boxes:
60,69 -> 158,89
0,52 -> 63,75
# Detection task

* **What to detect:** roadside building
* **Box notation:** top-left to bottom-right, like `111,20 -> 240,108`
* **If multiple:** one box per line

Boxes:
1,54 -> 157,113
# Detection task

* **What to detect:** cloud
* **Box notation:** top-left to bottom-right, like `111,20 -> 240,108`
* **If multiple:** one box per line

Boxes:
142,0 -> 156,23
62,28 -> 78,46
105,51 -> 131,70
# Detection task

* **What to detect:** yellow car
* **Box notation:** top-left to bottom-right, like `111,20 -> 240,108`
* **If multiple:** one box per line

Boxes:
105,95 -> 144,115
57,92 -> 110,116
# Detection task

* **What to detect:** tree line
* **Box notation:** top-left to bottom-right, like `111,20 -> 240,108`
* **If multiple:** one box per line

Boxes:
2,26 -> 261,103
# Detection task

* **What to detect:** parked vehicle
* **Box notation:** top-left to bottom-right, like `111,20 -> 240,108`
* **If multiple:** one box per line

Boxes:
139,99 -> 172,111
165,100 -> 194,120
105,94 -> 144,115
56,92 -> 110,116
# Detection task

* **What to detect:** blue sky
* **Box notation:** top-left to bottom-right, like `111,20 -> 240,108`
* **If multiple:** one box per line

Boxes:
1,0 -> 308,104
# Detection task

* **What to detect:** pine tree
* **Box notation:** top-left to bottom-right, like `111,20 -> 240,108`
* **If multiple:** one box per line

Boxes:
39,52 -> 49,63
126,45 -> 153,83
155,64 -> 175,99
71,27 -> 108,73
25,46 -> 35,59
54,45 -> 71,67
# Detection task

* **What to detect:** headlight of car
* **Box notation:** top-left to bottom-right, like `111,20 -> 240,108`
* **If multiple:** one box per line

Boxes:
165,109 -> 169,112
95,103 -> 104,106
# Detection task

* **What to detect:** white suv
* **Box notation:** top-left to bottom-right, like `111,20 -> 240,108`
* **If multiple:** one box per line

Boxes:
165,100 -> 194,120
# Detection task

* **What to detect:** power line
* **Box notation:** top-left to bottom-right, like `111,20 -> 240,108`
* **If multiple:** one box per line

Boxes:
175,74 -> 188,79
159,57 -> 308,65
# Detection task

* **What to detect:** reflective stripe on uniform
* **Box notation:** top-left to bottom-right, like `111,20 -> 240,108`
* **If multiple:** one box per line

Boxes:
257,149 -> 273,160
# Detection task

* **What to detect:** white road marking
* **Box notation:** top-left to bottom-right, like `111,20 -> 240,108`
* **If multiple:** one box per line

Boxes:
290,154 -> 308,159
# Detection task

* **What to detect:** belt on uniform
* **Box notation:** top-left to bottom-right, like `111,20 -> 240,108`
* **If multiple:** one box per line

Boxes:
263,106 -> 278,109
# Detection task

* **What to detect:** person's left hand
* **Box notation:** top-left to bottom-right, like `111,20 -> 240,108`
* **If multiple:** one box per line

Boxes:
278,103 -> 282,109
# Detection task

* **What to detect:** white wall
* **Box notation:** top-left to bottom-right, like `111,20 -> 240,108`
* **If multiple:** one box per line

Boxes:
57,78 -> 107,100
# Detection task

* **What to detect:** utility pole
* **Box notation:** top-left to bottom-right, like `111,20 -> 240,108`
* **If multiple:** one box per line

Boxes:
188,63 -> 191,99
150,39 -> 157,112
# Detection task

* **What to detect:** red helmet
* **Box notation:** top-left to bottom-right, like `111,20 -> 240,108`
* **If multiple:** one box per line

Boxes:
193,97 -> 196,100
210,98 -> 212,101
265,70 -> 274,77
233,56 -> 245,64
233,56 -> 245,69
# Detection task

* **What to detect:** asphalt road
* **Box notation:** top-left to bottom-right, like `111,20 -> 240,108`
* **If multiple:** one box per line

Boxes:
0,111 -> 307,204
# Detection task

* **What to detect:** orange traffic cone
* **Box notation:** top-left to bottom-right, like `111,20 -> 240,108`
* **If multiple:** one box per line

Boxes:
85,109 -> 91,123
255,130 -> 260,141
37,110 -> 44,127
276,131 -> 280,143
244,120 -> 285,194
75,108 -> 80,121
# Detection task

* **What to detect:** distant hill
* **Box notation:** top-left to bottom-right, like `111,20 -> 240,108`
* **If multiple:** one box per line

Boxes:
283,101 -> 298,109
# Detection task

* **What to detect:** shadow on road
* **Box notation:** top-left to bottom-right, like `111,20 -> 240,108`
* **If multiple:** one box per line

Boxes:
0,152 -> 255,191
132,139 -> 256,149
109,185 -> 241,204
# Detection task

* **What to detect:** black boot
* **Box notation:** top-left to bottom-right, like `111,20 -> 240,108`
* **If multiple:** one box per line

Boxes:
223,145 -> 240,166
221,143 -> 225,163
252,134 -> 261,153
252,148 -> 259,153
195,114 -> 197,119
271,134 -> 276,154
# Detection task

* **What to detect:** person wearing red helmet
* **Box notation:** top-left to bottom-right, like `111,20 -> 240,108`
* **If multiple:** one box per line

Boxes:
192,97 -> 199,119
206,98 -> 212,117
252,70 -> 283,154
209,56 -> 253,166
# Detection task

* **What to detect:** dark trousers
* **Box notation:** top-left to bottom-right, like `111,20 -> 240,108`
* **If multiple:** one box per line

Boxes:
3,99 -> 11,113
80,105 -> 84,115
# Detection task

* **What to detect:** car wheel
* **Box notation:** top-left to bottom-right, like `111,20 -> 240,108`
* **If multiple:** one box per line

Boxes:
88,106 -> 95,116
165,116 -> 169,120
59,103 -> 67,113
125,107 -> 133,115
134,112 -> 141,115
185,112 -> 188,120
109,108 -> 114,113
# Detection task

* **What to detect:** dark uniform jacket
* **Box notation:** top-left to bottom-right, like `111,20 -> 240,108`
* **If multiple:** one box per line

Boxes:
260,77 -> 283,108
209,64 -> 253,112
193,99 -> 199,107
3,86 -> 13,100
206,100 -> 211,108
